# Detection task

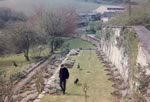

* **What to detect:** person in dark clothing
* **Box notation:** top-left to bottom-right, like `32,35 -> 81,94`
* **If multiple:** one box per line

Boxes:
59,64 -> 69,95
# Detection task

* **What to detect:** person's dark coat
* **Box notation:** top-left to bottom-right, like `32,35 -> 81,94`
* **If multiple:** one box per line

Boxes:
59,67 -> 69,80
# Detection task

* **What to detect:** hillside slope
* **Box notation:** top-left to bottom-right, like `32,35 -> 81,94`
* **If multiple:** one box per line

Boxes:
0,0 -> 100,15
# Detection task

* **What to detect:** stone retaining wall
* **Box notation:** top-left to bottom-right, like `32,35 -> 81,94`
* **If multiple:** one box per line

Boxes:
80,27 -> 150,101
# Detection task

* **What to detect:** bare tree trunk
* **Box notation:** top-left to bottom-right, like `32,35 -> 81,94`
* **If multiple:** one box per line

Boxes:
24,52 -> 30,61
24,35 -> 30,61
24,47 -> 30,61
51,40 -> 54,54
128,0 -> 131,16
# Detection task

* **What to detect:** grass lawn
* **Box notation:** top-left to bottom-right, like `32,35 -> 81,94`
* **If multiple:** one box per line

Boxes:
40,50 -> 117,102
0,38 -> 95,78
64,38 -> 96,49
0,46 -> 50,78
0,54 -> 32,78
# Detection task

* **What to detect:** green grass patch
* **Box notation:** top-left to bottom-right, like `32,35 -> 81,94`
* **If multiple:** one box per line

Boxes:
55,38 -> 96,54
0,45 -> 50,78
63,38 -> 96,49
41,50 -> 116,102
0,54 -> 32,78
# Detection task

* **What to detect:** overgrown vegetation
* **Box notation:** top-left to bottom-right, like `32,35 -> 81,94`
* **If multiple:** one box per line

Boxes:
95,26 -> 114,41
127,30 -> 139,95
34,69 -> 45,93
116,28 -> 130,55
115,28 -> 147,101
0,70 -> 14,102
87,21 -> 103,34
116,28 -> 139,81
109,4 -> 150,28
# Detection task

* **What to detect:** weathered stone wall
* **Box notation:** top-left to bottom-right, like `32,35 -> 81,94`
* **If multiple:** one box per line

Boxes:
100,27 -> 129,83
81,27 -> 150,101
134,26 -> 150,74
81,29 -> 129,83
81,27 -> 150,82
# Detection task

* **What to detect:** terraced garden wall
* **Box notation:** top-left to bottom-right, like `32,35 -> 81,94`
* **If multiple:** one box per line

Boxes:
80,26 -> 150,101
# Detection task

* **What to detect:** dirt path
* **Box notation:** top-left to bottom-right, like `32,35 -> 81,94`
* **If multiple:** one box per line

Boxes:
13,55 -> 56,94
33,51 -> 71,102
40,50 -> 116,102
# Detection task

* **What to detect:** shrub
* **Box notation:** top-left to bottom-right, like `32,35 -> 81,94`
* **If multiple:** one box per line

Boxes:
109,4 -> 150,26
34,70 -> 44,93
61,43 -> 70,55
10,72 -> 26,81
87,21 -> 103,34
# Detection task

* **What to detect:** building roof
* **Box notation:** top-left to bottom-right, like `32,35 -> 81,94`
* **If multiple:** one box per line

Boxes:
79,12 -> 100,16
94,5 -> 125,14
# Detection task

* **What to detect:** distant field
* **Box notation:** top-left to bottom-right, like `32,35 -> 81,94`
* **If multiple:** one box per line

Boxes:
0,0 -> 100,15
0,0 -> 148,15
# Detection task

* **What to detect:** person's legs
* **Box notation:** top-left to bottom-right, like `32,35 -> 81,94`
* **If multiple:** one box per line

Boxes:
60,79 -> 66,94
62,79 -> 66,94
60,79 -> 63,91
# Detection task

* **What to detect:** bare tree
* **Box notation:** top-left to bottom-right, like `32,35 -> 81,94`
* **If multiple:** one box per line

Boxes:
32,7 -> 77,53
59,7 -> 78,36
5,21 -> 38,61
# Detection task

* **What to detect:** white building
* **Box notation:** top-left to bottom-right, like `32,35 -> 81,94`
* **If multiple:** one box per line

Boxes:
94,5 -> 125,22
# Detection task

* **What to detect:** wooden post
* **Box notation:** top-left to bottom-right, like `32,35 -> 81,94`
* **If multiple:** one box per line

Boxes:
83,83 -> 89,102
129,0 -> 131,16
